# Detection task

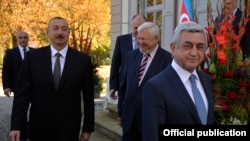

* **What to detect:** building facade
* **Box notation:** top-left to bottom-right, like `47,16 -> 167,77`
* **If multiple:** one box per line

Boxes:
110,0 -> 244,55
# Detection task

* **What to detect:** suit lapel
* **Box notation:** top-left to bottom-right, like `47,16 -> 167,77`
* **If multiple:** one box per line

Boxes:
198,71 -> 213,123
58,48 -> 74,90
198,73 -> 212,101
167,66 -> 201,123
127,33 -> 133,50
14,47 -> 23,61
42,47 -> 54,87
141,47 -> 162,84
133,51 -> 143,85
37,46 -> 58,91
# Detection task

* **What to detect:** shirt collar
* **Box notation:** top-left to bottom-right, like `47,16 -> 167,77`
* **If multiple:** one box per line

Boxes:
140,44 -> 159,58
171,60 -> 199,83
132,36 -> 136,41
18,45 -> 29,51
50,45 -> 68,58
147,44 -> 158,59
233,8 -> 237,16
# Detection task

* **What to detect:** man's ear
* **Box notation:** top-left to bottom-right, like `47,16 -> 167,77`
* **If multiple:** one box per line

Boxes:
170,42 -> 175,57
170,43 -> 175,51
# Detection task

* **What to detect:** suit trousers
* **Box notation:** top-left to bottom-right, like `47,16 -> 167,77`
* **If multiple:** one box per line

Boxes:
121,118 -> 141,141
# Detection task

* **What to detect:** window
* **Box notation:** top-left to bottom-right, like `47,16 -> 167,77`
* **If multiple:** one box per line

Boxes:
145,0 -> 163,45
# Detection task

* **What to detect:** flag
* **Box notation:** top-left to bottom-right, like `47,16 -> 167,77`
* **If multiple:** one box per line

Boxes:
180,0 -> 194,23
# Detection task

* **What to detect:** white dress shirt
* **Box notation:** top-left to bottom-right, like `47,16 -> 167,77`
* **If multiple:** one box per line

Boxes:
18,45 -> 29,60
133,36 -> 138,50
138,45 -> 159,85
51,45 -> 68,75
171,60 -> 208,111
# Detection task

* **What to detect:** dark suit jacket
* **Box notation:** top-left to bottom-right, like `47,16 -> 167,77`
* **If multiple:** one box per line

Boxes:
2,46 -> 34,92
109,33 -> 133,92
240,15 -> 250,59
118,47 -> 172,133
142,65 -> 214,141
10,46 -> 94,141
215,8 -> 242,35
232,8 -> 242,35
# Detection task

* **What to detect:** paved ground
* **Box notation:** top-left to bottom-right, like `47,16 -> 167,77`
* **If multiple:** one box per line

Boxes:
0,89 -> 111,141
0,91 -> 12,141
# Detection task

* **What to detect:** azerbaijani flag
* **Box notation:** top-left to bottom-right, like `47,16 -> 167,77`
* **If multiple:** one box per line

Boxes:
180,0 -> 194,23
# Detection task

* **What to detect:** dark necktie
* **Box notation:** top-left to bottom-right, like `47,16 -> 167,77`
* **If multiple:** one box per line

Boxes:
23,48 -> 27,59
138,54 -> 150,86
189,74 -> 207,124
53,53 -> 61,91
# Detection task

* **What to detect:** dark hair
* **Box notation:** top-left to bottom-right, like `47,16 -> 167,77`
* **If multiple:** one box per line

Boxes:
48,16 -> 67,25
132,14 -> 148,21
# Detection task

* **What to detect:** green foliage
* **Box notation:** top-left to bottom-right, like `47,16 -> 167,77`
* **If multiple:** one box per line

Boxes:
90,44 -> 110,66
90,44 -> 110,96
215,79 -> 238,91
101,58 -> 111,65
206,0 -> 250,125
93,64 -> 104,98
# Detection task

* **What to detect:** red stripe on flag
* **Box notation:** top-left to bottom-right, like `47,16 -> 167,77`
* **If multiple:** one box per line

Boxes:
180,0 -> 191,23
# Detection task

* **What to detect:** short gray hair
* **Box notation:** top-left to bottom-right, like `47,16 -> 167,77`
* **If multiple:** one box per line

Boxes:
172,21 -> 207,47
137,22 -> 160,37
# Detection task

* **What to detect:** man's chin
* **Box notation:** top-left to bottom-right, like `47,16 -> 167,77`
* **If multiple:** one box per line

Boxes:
186,63 -> 200,70
54,41 -> 67,46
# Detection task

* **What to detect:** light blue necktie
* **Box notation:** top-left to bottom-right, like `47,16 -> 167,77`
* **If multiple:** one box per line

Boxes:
189,74 -> 207,125
134,41 -> 139,49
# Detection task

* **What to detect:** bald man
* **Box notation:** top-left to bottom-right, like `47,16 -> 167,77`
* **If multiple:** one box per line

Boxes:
2,31 -> 35,96
109,14 -> 147,100
2,31 -> 34,140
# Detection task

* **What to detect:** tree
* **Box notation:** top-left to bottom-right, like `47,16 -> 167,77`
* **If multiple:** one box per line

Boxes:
0,0 -> 111,66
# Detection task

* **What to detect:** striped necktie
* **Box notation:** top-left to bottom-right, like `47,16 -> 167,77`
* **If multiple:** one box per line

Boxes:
138,54 -> 150,86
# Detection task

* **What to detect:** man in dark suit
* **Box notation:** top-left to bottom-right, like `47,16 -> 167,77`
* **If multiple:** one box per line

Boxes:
109,14 -> 147,100
118,22 -> 172,141
240,7 -> 250,60
141,21 -> 214,141
9,17 -> 94,141
225,0 -> 242,35
2,30 -> 34,141
2,31 -> 34,97
214,0 -> 242,35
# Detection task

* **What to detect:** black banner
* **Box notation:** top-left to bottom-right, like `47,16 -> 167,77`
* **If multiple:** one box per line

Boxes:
159,125 -> 249,140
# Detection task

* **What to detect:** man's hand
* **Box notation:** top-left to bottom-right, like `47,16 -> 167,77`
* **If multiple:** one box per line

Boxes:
117,117 -> 122,127
9,130 -> 20,141
79,132 -> 91,141
4,88 -> 12,97
109,89 -> 118,100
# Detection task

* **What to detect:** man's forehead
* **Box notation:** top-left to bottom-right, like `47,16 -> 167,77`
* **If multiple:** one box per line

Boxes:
17,32 -> 28,37
225,0 -> 233,4
49,19 -> 68,27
